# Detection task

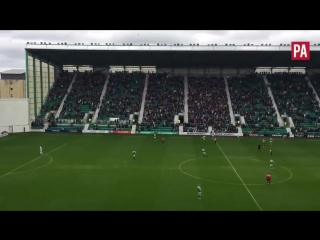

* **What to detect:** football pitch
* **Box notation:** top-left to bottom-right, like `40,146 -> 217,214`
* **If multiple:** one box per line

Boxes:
1,133 -> 320,211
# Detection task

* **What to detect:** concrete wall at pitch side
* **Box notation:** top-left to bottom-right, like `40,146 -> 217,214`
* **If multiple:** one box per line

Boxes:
0,98 -> 30,133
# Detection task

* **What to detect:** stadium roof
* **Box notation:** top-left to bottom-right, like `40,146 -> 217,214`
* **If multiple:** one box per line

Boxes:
25,44 -> 320,69
0,69 -> 25,74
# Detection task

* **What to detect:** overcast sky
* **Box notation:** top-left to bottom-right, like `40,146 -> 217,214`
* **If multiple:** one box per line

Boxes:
0,30 -> 320,72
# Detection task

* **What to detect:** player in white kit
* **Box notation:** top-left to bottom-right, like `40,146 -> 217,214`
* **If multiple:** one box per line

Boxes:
197,184 -> 202,199
270,159 -> 274,169
40,146 -> 43,155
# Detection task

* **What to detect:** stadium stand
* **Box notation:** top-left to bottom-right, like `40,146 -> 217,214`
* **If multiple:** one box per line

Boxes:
91,72 -> 145,131
38,71 -> 74,119
139,73 -> 183,132
31,117 -> 44,129
186,76 -> 236,133
60,71 -> 105,121
48,122 -> 85,131
228,74 -> 284,135
268,73 -> 320,135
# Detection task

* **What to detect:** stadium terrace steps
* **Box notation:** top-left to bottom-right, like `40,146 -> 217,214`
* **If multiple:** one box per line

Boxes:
224,76 -> 235,125
187,76 -> 236,133
39,100 -> 61,118
305,76 -> 320,105
268,74 -> 320,131
237,126 -> 243,134
80,105 -> 91,113
286,127 -> 294,137
55,74 -> 77,119
263,75 -> 283,127
98,72 -> 145,122
228,75 -> 285,135
138,74 -> 149,123
38,71 -> 75,119
92,75 -> 109,123
143,73 -> 184,127
184,75 -> 189,123
59,71 -> 106,120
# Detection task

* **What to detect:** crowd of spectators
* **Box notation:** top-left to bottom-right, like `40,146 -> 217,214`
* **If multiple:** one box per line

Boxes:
99,72 -> 145,120
39,71 -> 74,115
228,74 -> 277,130
187,76 -> 236,133
267,73 -> 319,126
292,124 -> 320,135
60,71 -> 105,119
143,73 -> 184,125
31,117 -> 44,129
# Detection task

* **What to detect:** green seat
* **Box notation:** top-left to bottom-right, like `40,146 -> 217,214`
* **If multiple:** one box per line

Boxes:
98,73 -> 145,121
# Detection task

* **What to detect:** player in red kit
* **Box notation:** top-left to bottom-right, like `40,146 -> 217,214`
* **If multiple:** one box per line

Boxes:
269,149 -> 272,156
162,137 -> 164,144
266,173 -> 271,185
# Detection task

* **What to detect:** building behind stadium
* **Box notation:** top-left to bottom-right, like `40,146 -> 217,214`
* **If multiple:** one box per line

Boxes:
0,69 -> 25,98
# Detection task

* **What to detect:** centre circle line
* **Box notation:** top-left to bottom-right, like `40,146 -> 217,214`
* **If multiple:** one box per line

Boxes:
178,157 -> 292,186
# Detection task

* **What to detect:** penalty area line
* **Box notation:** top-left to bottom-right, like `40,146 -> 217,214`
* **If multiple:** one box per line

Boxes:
216,143 -> 263,211
0,143 -> 67,180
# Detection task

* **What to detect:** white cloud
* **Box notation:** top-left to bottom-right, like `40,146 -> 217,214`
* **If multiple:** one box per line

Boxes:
0,30 -> 320,71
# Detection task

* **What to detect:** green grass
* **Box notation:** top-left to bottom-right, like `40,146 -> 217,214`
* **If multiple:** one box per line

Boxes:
1,133 -> 320,210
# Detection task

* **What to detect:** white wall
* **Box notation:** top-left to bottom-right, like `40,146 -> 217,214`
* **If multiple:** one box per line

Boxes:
0,98 -> 30,133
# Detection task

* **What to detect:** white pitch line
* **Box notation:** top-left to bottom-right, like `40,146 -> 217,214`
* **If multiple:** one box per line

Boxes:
217,143 -> 263,211
0,143 -> 67,180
